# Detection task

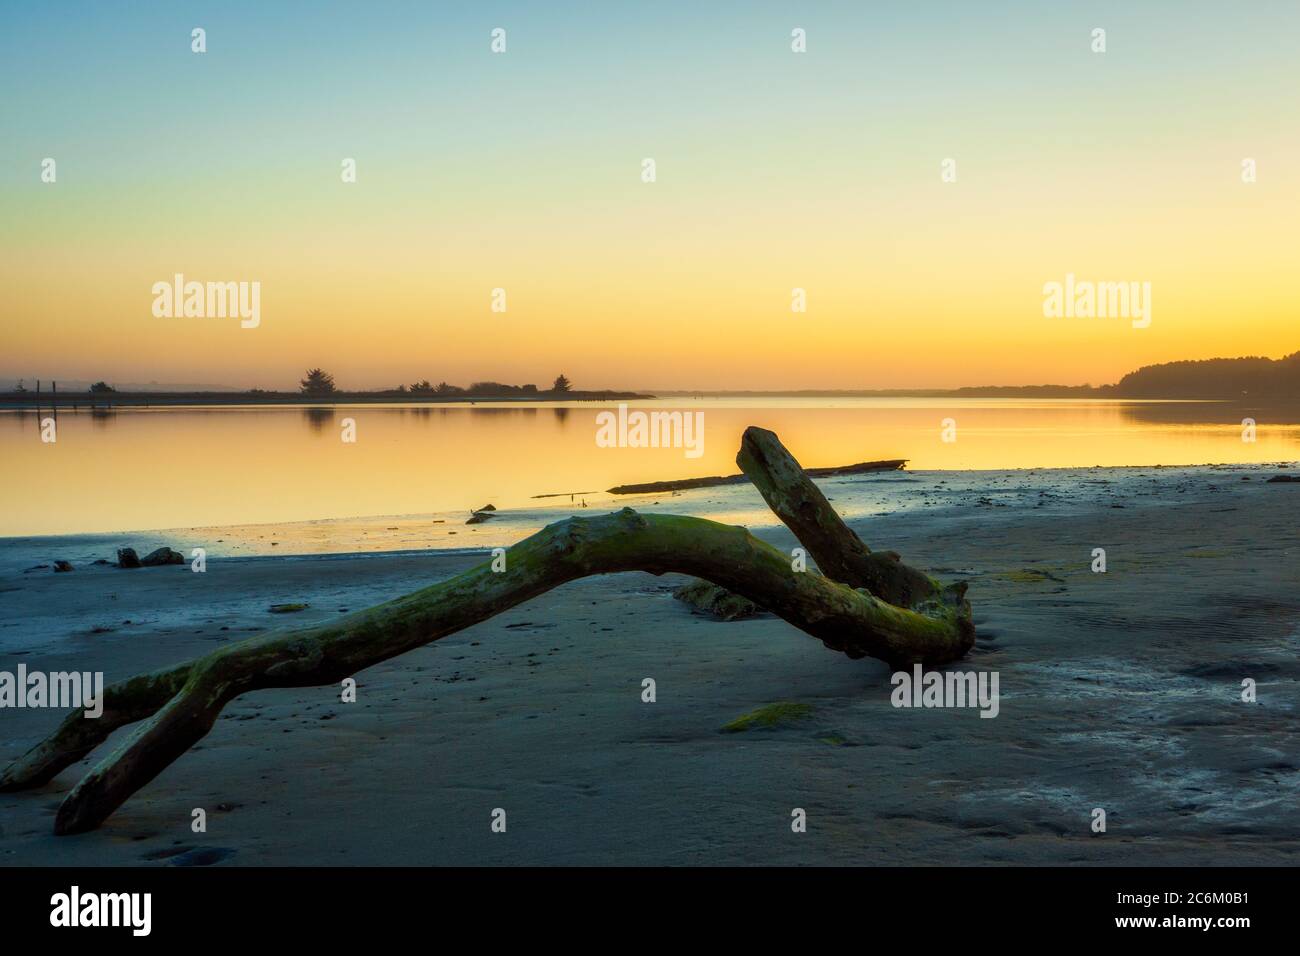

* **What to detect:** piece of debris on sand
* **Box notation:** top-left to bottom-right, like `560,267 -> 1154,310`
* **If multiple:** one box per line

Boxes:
672,579 -> 762,621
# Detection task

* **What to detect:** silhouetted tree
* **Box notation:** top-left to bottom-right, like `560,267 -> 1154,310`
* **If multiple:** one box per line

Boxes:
88,381 -> 116,394
551,374 -> 572,394
434,382 -> 463,395
300,368 -> 337,396
409,380 -> 434,395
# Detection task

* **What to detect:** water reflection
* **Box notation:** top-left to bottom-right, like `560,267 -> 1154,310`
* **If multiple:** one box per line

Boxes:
1119,399 -> 1300,426
2,398 -> 1297,536
301,407 -> 334,432
90,407 -> 116,428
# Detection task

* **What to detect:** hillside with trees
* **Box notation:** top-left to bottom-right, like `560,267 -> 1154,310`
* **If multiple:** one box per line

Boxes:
1114,351 -> 1300,399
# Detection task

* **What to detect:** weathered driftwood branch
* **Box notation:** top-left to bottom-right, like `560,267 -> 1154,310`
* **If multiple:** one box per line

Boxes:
0,662 -> 193,792
737,426 -> 946,609
1,429 -> 973,835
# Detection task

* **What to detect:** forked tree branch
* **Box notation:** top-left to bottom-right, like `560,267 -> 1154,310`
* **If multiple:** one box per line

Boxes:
1,429 -> 973,834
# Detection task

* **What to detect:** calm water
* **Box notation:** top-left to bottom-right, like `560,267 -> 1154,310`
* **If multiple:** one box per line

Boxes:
2,397 -> 1297,537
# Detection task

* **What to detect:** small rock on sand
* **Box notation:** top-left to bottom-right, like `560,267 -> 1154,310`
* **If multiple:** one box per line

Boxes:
268,603 -> 309,614
165,846 -> 237,867
141,547 -> 185,566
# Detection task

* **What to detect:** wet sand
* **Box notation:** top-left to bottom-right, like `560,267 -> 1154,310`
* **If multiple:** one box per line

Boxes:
1,464 -> 1297,865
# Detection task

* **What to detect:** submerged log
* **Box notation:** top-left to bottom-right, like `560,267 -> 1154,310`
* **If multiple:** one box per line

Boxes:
1,428 -> 973,835
607,458 -> 906,495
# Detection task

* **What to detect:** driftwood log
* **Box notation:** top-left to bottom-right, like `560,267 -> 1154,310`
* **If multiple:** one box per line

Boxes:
1,427 -> 973,834
606,456 -> 906,495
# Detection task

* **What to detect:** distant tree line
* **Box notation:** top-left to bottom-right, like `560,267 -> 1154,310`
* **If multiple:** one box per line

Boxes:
298,370 -> 575,397
1114,351 -> 1300,400
28,353 -> 1300,401
951,352 -> 1300,400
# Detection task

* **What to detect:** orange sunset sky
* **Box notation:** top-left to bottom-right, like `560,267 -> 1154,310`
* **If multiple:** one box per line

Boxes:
3,2 -> 1298,391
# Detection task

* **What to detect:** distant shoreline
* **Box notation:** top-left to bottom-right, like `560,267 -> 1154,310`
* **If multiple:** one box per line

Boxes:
6,346 -> 1299,405
0,391 -> 1269,410
0,390 -> 654,409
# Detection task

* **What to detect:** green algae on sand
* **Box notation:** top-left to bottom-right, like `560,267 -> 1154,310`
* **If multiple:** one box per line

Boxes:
722,701 -> 814,733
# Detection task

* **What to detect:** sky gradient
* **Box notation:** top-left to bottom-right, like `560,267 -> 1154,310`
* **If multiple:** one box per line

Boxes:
2,1 -> 1298,390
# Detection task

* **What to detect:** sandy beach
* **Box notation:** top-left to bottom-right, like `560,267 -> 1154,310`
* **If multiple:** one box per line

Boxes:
2,464 -> 1298,866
